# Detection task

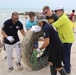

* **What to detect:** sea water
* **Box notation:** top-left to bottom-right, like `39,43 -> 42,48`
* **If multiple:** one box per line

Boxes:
0,8 -> 74,28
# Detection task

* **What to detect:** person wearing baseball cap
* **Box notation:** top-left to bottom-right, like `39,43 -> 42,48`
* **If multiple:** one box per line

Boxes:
36,14 -> 67,75
36,14 -> 48,23
52,5 -> 74,74
54,5 -> 64,12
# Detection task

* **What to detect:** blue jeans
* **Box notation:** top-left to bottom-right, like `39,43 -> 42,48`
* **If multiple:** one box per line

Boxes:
63,43 -> 72,73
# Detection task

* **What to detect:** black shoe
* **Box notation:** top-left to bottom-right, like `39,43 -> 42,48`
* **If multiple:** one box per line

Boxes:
12,57 -> 13,59
8,67 -> 13,72
16,63 -> 23,70
66,72 -> 71,75
4,56 -> 7,59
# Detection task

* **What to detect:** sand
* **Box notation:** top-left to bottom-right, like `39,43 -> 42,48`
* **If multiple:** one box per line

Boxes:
0,28 -> 76,75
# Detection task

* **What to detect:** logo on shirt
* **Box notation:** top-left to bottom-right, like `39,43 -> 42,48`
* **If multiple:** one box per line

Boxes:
9,26 -> 12,28
16,26 -> 19,29
48,19 -> 54,24
43,32 -> 46,37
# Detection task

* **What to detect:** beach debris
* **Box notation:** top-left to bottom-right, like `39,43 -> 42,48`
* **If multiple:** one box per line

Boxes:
21,30 -> 48,70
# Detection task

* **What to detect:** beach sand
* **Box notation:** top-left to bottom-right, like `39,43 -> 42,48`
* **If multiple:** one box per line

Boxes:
0,28 -> 76,75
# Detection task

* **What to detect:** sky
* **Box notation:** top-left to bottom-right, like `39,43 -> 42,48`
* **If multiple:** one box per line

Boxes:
0,0 -> 76,10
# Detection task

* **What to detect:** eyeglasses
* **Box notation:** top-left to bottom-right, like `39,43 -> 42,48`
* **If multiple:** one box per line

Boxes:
43,10 -> 48,15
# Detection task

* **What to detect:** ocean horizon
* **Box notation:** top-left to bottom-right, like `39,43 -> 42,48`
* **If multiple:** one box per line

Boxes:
0,8 -> 75,27
0,8 -> 75,13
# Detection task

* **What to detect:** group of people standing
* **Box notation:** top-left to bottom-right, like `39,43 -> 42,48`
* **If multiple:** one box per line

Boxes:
41,6 -> 74,75
0,5 -> 75,75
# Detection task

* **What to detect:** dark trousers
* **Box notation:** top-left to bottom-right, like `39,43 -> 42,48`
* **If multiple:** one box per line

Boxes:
34,41 -> 38,48
63,43 -> 72,73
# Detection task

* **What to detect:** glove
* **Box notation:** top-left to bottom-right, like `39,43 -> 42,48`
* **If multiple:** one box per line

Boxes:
36,25 -> 41,32
36,48 -> 40,53
7,36 -> 14,43
31,25 -> 41,32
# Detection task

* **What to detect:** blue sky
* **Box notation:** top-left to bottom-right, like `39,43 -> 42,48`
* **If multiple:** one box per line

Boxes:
0,0 -> 76,10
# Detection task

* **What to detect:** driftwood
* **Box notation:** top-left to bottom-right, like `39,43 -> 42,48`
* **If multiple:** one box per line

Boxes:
21,30 -> 48,70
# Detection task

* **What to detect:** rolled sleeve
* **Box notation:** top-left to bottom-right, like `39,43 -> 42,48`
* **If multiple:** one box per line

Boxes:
2,23 -> 7,31
19,22 -> 23,30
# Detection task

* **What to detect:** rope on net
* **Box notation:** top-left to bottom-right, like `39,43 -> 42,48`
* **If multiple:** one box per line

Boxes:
30,50 -> 45,70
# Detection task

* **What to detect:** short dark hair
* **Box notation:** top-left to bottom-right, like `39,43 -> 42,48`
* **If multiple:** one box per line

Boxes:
72,10 -> 75,13
12,12 -> 19,16
29,11 -> 35,18
43,6 -> 50,11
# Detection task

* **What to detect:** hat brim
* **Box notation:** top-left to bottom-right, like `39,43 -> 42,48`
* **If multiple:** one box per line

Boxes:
37,19 -> 48,23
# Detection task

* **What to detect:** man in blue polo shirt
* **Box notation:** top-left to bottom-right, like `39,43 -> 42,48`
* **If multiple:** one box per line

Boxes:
1,12 -> 25,72
25,11 -> 38,49
25,11 -> 37,30
36,14 -> 67,75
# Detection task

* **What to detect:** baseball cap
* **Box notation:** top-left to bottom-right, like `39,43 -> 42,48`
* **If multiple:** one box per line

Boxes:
36,14 -> 48,23
54,5 -> 64,11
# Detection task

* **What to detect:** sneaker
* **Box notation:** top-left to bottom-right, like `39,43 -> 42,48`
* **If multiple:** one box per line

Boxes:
8,67 -> 13,72
4,56 -> 7,59
66,73 -> 70,75
66,70 -> 71,75
66,72 -> 71,75
12,57 -> 13,59
16,63 -> 23,70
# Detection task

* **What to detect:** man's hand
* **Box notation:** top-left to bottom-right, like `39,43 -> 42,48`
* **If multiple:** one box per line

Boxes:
36,48 -> 40,53
7,36 -> 14,43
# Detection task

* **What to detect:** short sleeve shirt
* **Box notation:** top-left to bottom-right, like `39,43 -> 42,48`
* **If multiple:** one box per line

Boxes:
2,19 -> 23,44
46,14 -> 58,24
25,18 -> 37,30
69,13 -> 75,21
42,22 -> 63,49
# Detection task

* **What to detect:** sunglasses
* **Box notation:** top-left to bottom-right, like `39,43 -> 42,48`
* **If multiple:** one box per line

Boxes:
43,10 -> 48,15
